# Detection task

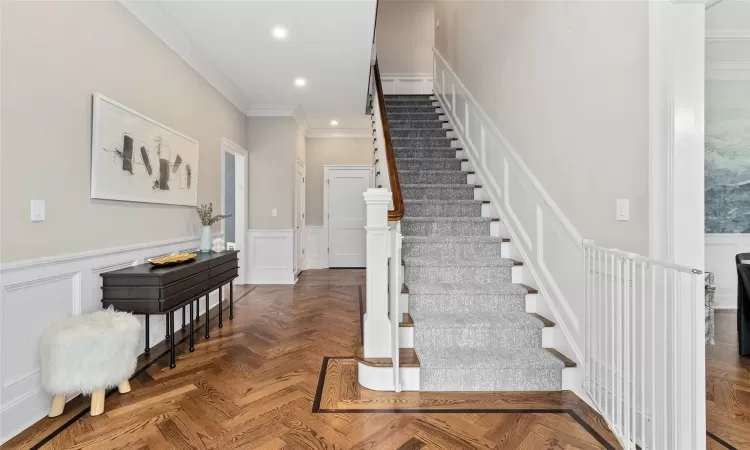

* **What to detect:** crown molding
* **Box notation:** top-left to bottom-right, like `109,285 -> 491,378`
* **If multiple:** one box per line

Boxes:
119,1 -> 249,114
306,128 -> 372,139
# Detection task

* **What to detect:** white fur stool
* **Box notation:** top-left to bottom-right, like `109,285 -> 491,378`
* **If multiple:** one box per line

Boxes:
39,307 -> 141,417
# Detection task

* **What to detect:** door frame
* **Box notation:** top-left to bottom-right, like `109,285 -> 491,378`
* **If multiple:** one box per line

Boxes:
324,165 -> 375,267
294,158 -> 306,275
220,137 -> 248,284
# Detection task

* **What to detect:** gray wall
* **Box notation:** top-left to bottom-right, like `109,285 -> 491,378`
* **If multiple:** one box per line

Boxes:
435,1 -> 649,253
246,117 -> 301,230
305,137 -> 373,226
376,1 -> 435,74
0,1 -> 247,263
224,152 -> 236,242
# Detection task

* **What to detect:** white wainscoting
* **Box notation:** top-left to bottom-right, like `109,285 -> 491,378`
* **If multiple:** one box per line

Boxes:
247,230 -> 296,284
433,49 -> 585,367
381,73 -> 433,95
0,235 -> 227,444
305,226 -> 329,270
705,233 -> 750,309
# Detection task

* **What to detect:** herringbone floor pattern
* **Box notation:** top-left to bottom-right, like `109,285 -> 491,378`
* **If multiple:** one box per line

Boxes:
5,270 -> 625,449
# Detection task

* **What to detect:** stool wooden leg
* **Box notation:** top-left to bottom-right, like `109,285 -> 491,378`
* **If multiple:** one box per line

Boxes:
90,390 -> 105,416
118,380 -> 131,394
49,394 -> 66,417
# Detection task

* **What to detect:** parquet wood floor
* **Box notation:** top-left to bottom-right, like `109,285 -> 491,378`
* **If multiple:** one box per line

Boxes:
4,269 -> 624,449
706,310 -> 750,450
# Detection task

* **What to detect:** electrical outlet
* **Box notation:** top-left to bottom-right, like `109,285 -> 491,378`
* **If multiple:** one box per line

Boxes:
30,200 -> 46,222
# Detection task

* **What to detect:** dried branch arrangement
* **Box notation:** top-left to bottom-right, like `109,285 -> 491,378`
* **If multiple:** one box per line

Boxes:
196,203 -> 231,226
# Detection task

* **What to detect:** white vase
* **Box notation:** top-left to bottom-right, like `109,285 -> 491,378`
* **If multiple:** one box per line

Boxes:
200,226 -> 212,252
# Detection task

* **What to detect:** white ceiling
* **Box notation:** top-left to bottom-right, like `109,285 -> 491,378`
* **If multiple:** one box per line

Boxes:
122,0 -> 377,125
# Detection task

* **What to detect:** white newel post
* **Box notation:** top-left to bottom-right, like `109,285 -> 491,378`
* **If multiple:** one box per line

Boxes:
363,189 -> 393,358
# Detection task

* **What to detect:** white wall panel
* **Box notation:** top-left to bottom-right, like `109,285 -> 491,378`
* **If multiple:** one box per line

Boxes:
247,230 -> 295,284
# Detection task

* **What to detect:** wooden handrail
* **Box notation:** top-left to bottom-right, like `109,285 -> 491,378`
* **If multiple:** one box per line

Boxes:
373,60 -> 404,221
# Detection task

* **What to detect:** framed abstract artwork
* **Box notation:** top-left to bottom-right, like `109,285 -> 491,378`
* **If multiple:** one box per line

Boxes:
91,93 -> 199,206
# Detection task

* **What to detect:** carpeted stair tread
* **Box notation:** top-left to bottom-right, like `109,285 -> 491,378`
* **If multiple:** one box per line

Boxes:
411,310 -> 545,329
389,120 -> 446,129
395,149 -> 460,159
402,216 -> 490,223
416,347 -> 564,370
403,256 -> 515,267
404,281 -> 528,296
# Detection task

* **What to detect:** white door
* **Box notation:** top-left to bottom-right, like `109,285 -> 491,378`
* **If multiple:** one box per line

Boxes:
326,167 -> 371,268
295,162 -> 305,274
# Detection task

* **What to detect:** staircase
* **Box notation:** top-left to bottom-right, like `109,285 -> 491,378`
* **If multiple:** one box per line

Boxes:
384,94 -> 570,391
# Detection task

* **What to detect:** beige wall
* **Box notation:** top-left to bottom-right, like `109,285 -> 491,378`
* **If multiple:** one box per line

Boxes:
376,1 -> 435,74
435,1 -> 649,253
246,117 -> 301,230
305,138 -> 373,226
0,1 -> 247,263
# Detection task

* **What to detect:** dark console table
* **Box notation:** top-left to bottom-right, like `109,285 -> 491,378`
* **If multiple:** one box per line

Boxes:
101,250 -> 239,368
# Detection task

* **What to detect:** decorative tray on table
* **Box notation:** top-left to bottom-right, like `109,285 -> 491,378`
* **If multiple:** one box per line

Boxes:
147,253 -> 197,266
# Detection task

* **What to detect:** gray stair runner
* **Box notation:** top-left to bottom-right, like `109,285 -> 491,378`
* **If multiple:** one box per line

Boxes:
386,94 -> 563,391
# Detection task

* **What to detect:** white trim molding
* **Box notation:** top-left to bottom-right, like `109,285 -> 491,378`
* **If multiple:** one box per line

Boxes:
305,226 -> 329,269
246,229 -> 296,284
245,104 -> 298,117
433,48 -> 584,374
380,73 -> 433,95
706,62 -> 750,80
118,1 -> 248,113
0,235 -> 224,444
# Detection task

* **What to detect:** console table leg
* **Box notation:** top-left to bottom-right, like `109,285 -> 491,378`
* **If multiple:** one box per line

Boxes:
218,287 -> 223,329
229,280 -> 234,320
195,299 -> 200,323
144,314 -> 150,353
169,310 -> 176,369
181,306 -> 186,330
204,294 -> 210,339
189,302 -> 195,352
165,314 -> 170,340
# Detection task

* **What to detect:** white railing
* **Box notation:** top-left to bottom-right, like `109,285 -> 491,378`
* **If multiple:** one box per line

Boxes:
362,62 -> 403,391
583,240 -> 705,450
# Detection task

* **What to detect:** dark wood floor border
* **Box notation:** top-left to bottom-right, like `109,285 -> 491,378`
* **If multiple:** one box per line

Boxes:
708,431 -> 739,450
358,286 -> 364,345
312,356 -> 615,450
20,287 -> 255,450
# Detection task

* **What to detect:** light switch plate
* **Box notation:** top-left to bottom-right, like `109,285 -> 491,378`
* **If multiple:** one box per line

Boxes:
272,208 -> 278,217
616,199 -> 630,221
31,200 -> 46,222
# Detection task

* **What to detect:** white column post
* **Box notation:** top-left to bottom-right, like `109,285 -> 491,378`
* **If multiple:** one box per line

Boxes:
363,188 -> 392,358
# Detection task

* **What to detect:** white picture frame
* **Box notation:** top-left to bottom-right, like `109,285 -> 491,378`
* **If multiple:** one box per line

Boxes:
91,93 -> 199,206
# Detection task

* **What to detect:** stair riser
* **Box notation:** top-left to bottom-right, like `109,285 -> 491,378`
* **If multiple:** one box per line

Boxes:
404,265 -> 512,284
415,326 -> 542,350
403,202 -> 482,218
392,137 -> 455,148
387,113 -> 441,121
420,368 -> 562,391
399,172 -> 467,185
401,220 -> 490,237
395,149 -> 457,159
386,106 -> 437,114
410,294 -> 525,314
390,129 -> 448,138
384,95 -> 435,101
396,159 -> 462,171
389,120 -> 445,129
402,240 -> 501,257
402,186 -> 475,200
385,100 -> 437,106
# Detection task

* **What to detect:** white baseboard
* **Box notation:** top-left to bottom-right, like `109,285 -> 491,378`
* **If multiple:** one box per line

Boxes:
247,229 -> 295,284
0,234 -> 224,444
381,73 -> 433,95
305,226 -> 328,269
705,233 -> 750,309
433,48 -> 584,367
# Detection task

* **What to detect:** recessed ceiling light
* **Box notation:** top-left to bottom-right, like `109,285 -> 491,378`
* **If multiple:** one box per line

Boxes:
330,120 -> 339,126
272,26 -> 288,40
294,78 -> 306,87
